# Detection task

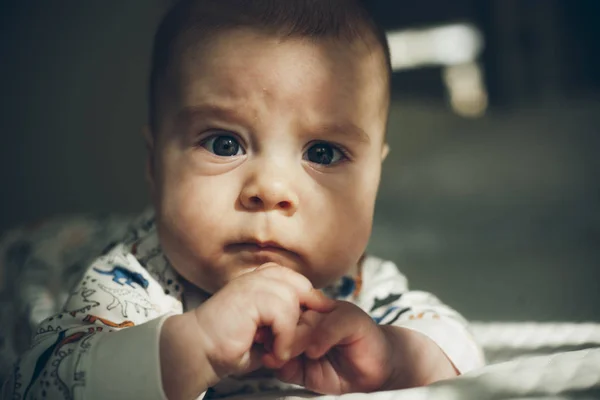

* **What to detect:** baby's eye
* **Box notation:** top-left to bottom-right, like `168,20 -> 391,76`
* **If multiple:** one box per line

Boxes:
304,142 -> 346,165
200,134 -> 245,157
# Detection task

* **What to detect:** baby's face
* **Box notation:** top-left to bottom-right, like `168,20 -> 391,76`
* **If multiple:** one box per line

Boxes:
148,28 -> 389,293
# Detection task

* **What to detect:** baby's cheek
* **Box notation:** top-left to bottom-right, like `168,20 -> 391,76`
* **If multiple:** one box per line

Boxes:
162,179 -> 214,224
338,211 -> 372,256
309,221 -> 370,287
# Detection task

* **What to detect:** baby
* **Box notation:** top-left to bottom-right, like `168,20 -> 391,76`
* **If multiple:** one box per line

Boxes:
4,0 -> 484,399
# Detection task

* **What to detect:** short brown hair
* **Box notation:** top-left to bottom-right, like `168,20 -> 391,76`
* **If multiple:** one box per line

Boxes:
149,0 -> 391,131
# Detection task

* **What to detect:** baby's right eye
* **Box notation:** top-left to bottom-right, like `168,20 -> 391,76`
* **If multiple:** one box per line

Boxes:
200,134 -> 246,157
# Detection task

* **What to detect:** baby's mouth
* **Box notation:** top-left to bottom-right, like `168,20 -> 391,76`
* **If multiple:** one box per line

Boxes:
224,240 -> 299,266
229,237 -> 288,251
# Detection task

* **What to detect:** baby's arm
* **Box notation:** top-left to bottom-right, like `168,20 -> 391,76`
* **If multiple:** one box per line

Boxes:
359,257 -> 485,386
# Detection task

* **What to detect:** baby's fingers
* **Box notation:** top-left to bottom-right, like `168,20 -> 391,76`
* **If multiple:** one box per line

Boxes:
254,264 -> 336,313
301,289 -> 336,313
265,320 -> 312,370
288,309 -> 324,359
268,308 -> 328,369
305,302 -> 367,359
270,311 -> 299,362
265,290 -> 304,362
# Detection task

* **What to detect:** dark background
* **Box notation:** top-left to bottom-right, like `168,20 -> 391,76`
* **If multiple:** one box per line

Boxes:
1,1 -> 598,322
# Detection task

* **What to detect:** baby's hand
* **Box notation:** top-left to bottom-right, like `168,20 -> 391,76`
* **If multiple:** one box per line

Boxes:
273,301 -> 395,394
160,264 -> 334,399
193,263 -> 335,379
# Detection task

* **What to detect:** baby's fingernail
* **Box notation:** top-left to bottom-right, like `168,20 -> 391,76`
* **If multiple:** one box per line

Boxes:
280,350 -> 290,361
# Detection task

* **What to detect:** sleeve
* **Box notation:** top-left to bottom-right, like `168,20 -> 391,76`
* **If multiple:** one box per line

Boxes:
357,256 -> 485,374
2,244 -> 181,400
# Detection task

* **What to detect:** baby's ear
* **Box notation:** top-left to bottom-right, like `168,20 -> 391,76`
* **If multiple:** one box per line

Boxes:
381,143 -> 390,162
142,125 -> 156,192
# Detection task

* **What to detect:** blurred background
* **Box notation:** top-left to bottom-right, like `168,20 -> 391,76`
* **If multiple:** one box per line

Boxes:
0,1 -> 598,322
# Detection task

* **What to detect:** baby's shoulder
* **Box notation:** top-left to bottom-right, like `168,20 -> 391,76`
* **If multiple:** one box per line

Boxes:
361,254 -> 408,287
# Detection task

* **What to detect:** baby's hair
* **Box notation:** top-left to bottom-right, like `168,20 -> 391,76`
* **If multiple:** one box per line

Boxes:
148,0 -> 391,131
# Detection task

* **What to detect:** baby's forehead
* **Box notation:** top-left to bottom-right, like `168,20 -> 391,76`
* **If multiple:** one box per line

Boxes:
171,28 -> 389,106
169,37 -> 384,134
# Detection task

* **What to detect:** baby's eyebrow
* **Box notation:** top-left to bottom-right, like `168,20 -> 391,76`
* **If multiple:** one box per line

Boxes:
176,104 -> 247,126
314,122 -> 371,145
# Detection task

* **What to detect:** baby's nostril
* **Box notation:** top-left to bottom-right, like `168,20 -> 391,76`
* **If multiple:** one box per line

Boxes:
250,196 -> 262,204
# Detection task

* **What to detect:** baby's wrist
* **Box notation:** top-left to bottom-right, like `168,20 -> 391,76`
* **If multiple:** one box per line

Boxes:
160,313 -> 218,400
191,300 -> 251,379
379,325 -> 458,391
378,324 -> 408,390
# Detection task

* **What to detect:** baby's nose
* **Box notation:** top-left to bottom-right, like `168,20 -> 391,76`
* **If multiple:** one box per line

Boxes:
239,173 -> 299,214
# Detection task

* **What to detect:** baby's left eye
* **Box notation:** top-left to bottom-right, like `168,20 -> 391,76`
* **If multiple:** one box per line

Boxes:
303,142 -> 346,165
